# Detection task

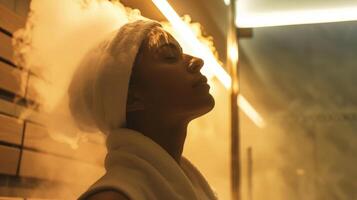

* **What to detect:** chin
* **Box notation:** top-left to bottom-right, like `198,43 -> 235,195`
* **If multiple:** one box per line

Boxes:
205,93 -> 215,112
190,94 -> 215,119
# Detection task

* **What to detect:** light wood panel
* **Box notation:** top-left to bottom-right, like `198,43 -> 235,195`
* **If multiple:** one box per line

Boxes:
0,113 -> 23,145
24,122 -> 106,165
0,61 -> 26,96
0,32 -> 13,63
0,4 -> 25,34
0,145 -> 20,175
20,150 -> 105,184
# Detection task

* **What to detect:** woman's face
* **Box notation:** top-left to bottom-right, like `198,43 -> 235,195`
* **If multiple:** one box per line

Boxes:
128,27 -> 215,121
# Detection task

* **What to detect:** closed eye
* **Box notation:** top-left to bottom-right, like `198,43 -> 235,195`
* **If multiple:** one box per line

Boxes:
158,44 -> 182,62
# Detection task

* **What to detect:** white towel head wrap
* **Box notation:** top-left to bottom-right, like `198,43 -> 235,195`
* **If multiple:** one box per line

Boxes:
68,20 -> 161,134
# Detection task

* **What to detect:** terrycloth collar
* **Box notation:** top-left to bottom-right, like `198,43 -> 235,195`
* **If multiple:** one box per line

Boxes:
100,128 -> 217,200
106,128 -> 184,170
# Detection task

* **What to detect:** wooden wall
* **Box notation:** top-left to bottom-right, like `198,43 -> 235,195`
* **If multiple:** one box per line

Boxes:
0,2 -> 106,199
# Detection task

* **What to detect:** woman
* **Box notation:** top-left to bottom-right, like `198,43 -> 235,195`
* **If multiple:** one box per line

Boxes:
69,20 -> 217,200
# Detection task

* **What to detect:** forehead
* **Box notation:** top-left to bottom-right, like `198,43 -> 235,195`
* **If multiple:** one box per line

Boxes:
145,27 -> 181,51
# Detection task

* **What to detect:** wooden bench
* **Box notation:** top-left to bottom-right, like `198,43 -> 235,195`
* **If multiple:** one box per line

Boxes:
0,4 -> 106,198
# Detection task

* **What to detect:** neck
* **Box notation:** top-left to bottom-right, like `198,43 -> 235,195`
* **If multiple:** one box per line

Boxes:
127,111 -> 189,164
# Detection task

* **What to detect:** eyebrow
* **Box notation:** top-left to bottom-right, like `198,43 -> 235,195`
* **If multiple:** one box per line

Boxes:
157,43 -> 183,54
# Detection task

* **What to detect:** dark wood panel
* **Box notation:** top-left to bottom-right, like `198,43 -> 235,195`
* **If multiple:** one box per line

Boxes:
0,61 -> 26,96
0,113 -> 23,145
20,150 -> 104,183
0,32 -> 13,63
24,122 -> 106,165
0,4 -> 25,34
0,145 -> 20,175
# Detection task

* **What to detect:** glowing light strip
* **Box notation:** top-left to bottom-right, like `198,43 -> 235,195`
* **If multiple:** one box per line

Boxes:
236,5 -> 357,27
224,0 -> 230,6
152,0 -> 265,128
152,0 -> 231,88
238,95 -> 265,127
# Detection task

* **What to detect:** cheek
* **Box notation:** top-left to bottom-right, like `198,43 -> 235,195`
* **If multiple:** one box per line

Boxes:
154,75 -> 192,104
137,60 -> 213,112
140,67 -> 193,106
145,77 -> 214,113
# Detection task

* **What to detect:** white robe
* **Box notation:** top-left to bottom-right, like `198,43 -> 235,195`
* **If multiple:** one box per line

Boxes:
78,128 -> 218,200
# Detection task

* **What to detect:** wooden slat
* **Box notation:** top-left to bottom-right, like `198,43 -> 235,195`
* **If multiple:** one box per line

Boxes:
0,145 -> 20,175
0,4 -> 25,34
24,122 -> 106,165
0,0 -> 15,14
0,197 -> 23,200
0,113 -> 23,145
20,150 -> 105,184
0,98 -> 47,124
14,0 -> 30,18
0,32 -> 13,63
0,98 -> 24,118
0,61 -> 26,96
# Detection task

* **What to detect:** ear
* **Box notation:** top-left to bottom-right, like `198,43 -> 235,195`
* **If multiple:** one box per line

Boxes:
126,87 -> 145,112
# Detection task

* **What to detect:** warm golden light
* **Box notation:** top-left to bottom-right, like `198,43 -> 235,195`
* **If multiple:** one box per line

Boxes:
152,0 -> 231,88
152,0 -> 265,128
225,0 -> 357,27
236,3 -> 357,27
238,95 -> 265,128
228,45 -> 239,72
223,0 -> 231,6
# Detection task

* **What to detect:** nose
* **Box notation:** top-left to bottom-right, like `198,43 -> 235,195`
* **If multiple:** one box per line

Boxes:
187,56 -> 204,73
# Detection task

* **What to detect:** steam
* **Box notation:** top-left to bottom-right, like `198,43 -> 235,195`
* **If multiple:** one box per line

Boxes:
12,0 -> 230,199
13,0 -> 222,141
11,1 -> 148,198
13,0 -> 146,141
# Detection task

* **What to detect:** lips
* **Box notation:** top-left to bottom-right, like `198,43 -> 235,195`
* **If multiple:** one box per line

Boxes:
192,76 -> 209,88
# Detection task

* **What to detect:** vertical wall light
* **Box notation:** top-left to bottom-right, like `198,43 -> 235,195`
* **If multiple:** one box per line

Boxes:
226,0 -> 241,198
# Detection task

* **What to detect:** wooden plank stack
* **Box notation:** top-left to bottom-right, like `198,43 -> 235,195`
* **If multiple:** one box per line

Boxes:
0,4 -> 106,199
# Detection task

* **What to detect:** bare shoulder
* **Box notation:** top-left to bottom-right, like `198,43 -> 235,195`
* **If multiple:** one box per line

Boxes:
85,190 -> 131,200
